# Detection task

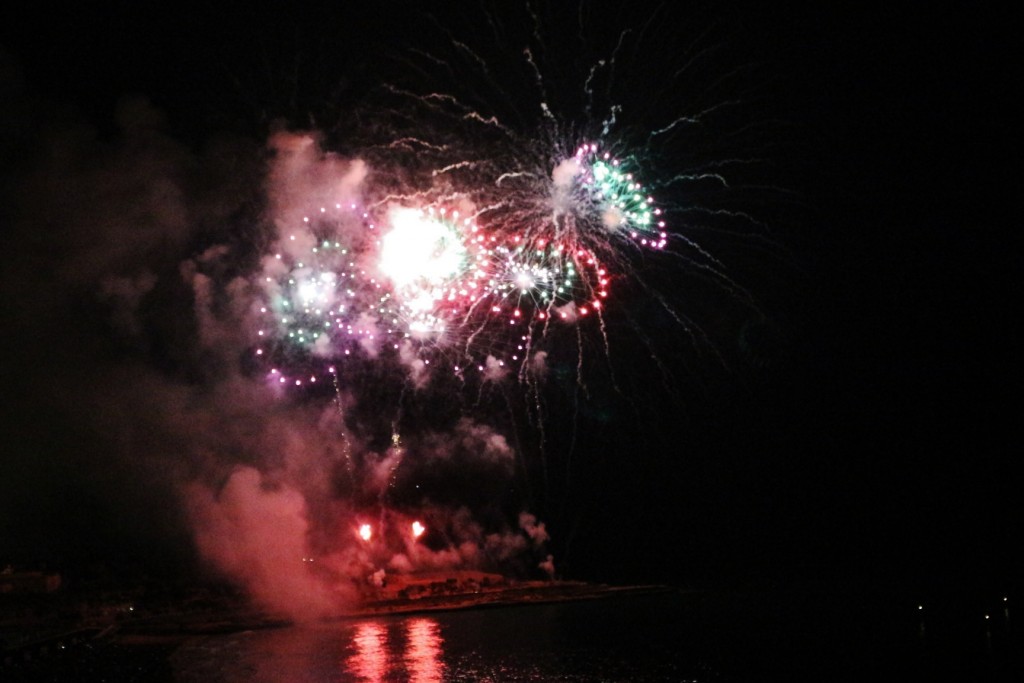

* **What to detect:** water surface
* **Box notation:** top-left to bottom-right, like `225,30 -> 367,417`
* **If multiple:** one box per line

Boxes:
172,586 -> 1020,681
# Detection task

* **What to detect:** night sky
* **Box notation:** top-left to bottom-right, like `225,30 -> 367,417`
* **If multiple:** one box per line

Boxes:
1,1 -> 1017,596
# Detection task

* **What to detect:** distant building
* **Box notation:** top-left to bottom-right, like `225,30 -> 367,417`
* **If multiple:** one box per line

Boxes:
376,570 -> 509,601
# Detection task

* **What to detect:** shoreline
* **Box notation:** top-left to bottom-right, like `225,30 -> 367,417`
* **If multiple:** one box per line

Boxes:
112,582 -> 675,640
345,581 -> 675,618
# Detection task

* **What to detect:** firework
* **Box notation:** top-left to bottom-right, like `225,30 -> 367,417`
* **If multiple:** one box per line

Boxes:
254,202 -> 386,383
567,143 -> 668,250
249,160 -> 661,386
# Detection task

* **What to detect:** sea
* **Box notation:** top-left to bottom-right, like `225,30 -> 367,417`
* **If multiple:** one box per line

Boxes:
171,581 -> 1020,682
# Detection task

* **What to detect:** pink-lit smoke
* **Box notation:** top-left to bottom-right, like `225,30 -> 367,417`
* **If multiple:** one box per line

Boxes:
1,92 -> 554,621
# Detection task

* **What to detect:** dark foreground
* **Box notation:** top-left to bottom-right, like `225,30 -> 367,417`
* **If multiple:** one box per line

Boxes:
3,579 -> 1021,681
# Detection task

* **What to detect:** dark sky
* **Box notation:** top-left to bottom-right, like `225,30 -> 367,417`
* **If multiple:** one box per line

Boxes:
0,2 -> 1018,592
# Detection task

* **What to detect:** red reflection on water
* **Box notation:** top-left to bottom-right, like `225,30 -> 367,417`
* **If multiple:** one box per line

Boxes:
404,618 -> 445,683
344,618 -> 444,681
347,622 -> 388,682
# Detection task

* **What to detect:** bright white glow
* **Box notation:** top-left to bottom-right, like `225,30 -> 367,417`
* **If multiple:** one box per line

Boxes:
380,208 -> 467,289
515,271 -> 534,289
359,523 -> 372,542
412,521 -> 426,539
297,280 -> 320,303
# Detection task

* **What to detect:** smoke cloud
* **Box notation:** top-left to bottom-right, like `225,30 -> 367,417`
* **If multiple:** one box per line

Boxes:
186,467 -> 345,618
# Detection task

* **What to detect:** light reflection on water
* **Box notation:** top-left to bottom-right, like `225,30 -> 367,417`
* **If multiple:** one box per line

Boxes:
345,618 -> 444,683
346,621 -> 388,682
173,616 -> 449,683
172,596 -> 698,683
404,619 -> 445,682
